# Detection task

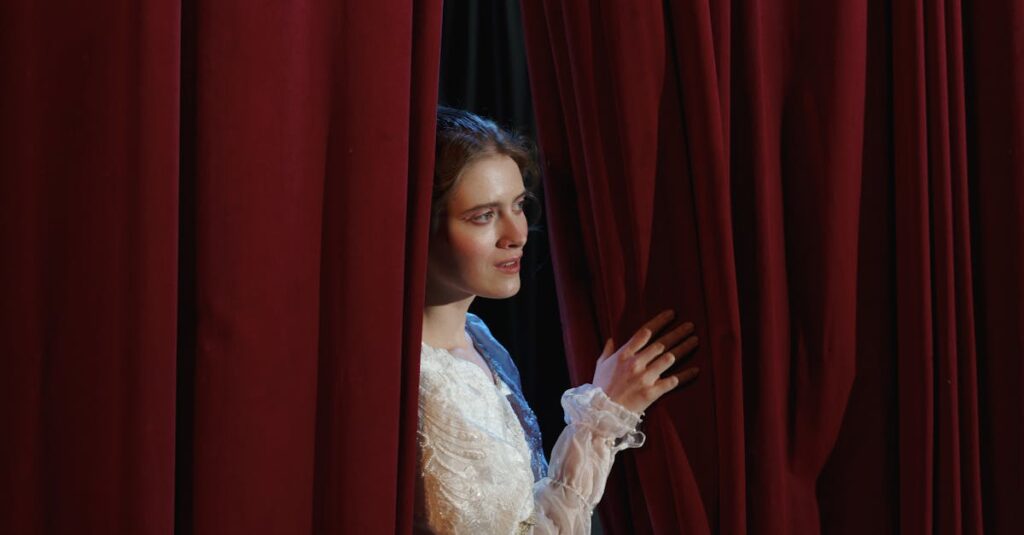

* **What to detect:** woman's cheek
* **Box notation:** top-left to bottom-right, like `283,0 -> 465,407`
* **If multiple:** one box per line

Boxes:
449,226 -> 494,269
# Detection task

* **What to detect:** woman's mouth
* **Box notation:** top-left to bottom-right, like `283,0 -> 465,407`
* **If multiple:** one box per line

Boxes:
495,257 -> 521,274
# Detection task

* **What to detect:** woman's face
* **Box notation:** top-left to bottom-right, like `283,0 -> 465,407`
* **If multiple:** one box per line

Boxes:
428,153 -> 528,302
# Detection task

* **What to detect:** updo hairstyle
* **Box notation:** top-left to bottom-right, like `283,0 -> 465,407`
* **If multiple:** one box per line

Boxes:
432,106 -> 540,234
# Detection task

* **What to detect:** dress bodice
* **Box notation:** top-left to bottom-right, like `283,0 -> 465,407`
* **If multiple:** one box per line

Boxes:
415,314 -> 646,534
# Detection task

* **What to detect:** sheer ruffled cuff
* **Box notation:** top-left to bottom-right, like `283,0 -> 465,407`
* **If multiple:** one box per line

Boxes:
561,384 -> 646,451
532,384 -> 647,526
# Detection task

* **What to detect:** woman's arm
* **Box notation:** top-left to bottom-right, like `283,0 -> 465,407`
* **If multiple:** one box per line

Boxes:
530,310 -> 700,534
530,384 -> 644,534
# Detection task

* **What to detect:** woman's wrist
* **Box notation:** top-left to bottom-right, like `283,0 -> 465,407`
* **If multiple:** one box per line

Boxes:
563,384 -> 645,445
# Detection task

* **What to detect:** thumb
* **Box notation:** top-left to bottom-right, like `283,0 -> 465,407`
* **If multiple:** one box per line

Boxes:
598,338 -> 615,362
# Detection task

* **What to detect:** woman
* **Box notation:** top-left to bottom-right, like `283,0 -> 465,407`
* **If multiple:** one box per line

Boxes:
417,107 -> 700,534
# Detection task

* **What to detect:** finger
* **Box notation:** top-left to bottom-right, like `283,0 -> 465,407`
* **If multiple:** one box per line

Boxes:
673,366 -> 701,385
653,366 -> 700,397
654,322 -> 695,354
597,338 -> 615,363
625,328 -> 653,354
636,322 -> 695,365
647,350 -> 677,377
663,335 -> 699,362
626,310 -> 675,353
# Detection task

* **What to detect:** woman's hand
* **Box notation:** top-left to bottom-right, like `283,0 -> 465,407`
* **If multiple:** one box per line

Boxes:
591,310 -> 700,414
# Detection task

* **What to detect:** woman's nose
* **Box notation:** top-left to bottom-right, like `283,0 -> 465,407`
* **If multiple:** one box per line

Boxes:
497,213 -> 527,248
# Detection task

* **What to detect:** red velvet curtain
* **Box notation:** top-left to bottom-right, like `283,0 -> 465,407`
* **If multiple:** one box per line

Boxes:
521,1 -> 1022,534
0,1 -> 441,533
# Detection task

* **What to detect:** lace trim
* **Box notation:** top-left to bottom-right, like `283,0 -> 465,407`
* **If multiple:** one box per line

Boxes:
418,344 -> 536,532
562,384 -> 647,452
543,476 -> 593,509
516,511 -> 537,534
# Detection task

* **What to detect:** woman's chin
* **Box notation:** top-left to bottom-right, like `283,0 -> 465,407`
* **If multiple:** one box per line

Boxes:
477,279 -> 521,300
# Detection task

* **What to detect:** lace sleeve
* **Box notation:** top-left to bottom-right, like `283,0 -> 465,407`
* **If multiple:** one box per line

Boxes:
530,384 -> 646,534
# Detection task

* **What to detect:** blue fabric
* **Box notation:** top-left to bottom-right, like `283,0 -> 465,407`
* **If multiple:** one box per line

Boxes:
465,313 -> 549,481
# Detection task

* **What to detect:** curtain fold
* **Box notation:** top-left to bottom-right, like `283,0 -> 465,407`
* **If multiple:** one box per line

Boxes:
2,0 -> 1021,533
962,2 -> 1024,531
0,1 -> 181,532
1,0 -> 442,533
521,0 -> 1023,534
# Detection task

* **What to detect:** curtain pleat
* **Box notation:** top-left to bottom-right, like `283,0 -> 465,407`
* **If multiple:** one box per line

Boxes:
2,0 -> 1021,533
0,1 -> 180,532
520,0 -> 1024,533
0,0 -> 442,533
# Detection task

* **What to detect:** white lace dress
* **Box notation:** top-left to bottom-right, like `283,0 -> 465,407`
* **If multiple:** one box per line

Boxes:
416,342 -> 646,534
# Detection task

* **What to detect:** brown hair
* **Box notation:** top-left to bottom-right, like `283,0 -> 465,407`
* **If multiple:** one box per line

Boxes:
432,106 -> 540,233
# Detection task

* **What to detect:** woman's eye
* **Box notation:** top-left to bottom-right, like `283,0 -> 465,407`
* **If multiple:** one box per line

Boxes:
471,211 -> 495,223
513,200 -> 526,213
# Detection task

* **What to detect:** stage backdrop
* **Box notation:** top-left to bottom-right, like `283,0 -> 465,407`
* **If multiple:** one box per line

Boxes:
521,0 -> 1022,534
0,0 -> 442,533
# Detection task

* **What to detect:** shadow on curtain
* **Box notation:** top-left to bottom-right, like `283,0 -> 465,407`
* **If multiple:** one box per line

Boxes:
520,0 -> 1023,534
